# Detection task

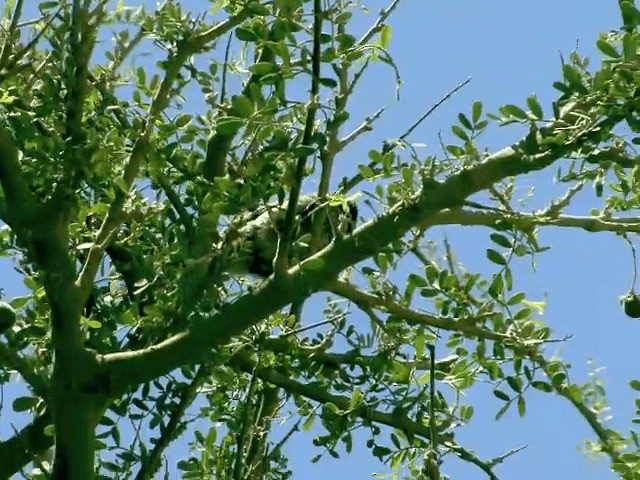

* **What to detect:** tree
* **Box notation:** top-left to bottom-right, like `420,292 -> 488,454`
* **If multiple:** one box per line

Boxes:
0,0 -> 640,478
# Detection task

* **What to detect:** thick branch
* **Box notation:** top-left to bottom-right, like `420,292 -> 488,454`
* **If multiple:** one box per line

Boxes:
329,281 -> 507,342
231,353 -> 434,439
0,341 -> 48,398
0,126 -> 38,228
531,353 -> 624,466
0,0 -> 24,69
76,8 -> 252,307
229,354 -> 499,479
0,411 -> 53,479
98,99 -> 621,396
260,337 -> 458,375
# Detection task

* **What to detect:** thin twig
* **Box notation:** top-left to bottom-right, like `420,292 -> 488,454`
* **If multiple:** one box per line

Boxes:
339,107 -> 386,149
273,0 -> 323,276
339,78 -> 471,194
488,445 -> 528,467
153,170 -> 196,246
399,77 -> 471,143
0,0 -> 24,68
356,0 -> 403,47
135,365 -> 211,480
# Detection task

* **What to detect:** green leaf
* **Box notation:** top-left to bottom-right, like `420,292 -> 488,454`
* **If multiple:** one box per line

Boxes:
522,299 -> 546,314
82,318 -> 102,329
460,405 -> 474,421
235,27 -> 258,42
420,288 -> 439,297
249,62 -> 279,75
596,39 -> 620,58
13,396 -> 39,412
349,387 -> 363,409
630,379 -> 640,391
415,331 -> 425,359
401,166 -> 413,185
368,150 -> 383,163
446,144 -> 465,157
490,233 -> 512,249
526,95 -> 543,119
471,101 -> 482,123
231,94 -> 255,118
495,402 -> 510,420
488,273 -> 503,298
319,77 -> 338,88
517,396 -> 526,417
621,1 -> 640,29
458,113 -> 473,130
174,114 -> 192,128
486,249 -> 506,266
493,389 -> 510,401
513,308 -> 531,321
408,274 -> 428,288
358,164 -> 375,179
504,266 -> 513,290
562,64 -> 583,87
623,32 -> 637,60
372,445 -> 392,459
136,66 -> 146,86
531,381 -> 553,392
9,295 -> 30,308
379,24 -> 392,49
507,292 -> 526,305
302,415 -> 316,432
502,104 -> 528,120
451,125 -> 469,141
506,376 -> 522,393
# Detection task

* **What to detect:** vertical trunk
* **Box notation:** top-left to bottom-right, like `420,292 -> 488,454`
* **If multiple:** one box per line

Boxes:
49,344 -> 102,480
51,390 -> 98,480
246,386 -> 280,480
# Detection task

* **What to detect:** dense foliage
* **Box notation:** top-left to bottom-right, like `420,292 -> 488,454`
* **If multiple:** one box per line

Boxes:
1,0 -> 640,479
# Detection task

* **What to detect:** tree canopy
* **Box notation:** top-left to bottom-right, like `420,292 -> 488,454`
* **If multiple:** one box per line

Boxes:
1,0 -> 640,479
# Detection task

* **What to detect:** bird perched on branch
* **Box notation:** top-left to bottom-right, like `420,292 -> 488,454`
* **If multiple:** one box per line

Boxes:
228,195 -> 359,277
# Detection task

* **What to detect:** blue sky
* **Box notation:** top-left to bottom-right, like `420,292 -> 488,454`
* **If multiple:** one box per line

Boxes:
292,1 -> 627,479
285,1 -> 632,479
2,1 -> 634,479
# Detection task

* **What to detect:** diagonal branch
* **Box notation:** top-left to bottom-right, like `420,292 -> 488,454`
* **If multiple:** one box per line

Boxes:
0,7 -> 60,85
76,10 -> 250,306
229,353 -> 499,479
259,336 -> 458,374
273,0 -> 323,276
329,280 -> 506,342
135,365 -> 211,480
0,0 -> 24,69
98,97 -> 622,398
0,341 -> 48,398
429,207 -> 640,234
0,411 -> 53,478
0,126 -> 39,228
531,353 -> 624,466
357,0 -> 402,47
